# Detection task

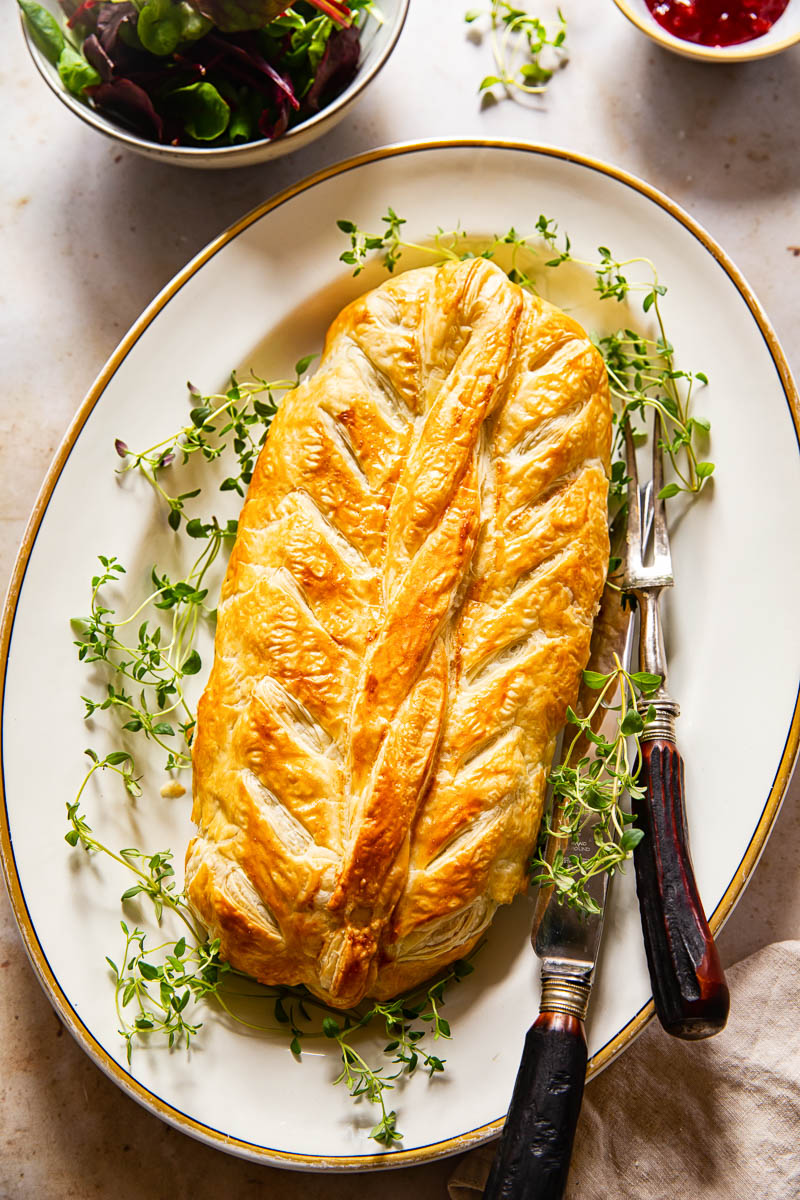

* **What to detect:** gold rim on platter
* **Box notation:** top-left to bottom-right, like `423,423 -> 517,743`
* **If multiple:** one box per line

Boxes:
1,138 -> 798,1170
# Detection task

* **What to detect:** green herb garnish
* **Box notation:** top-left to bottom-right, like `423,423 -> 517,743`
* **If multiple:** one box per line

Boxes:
530,665 -> 661,912
66,751 -> 470,1142
465,2 -> 568,97
114,365 -> 309,526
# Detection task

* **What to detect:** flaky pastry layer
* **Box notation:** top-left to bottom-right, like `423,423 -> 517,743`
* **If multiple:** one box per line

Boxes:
186,258 -> 611,1008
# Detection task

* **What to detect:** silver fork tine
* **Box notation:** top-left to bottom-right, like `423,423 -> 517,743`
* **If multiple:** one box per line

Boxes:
624,418 -> 642,576
651,412 -> 672,574
640,479 -> 654,547
622,480 -> 653,668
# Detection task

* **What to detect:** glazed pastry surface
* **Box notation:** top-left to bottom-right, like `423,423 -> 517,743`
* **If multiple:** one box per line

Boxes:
186,258 -> 611,1008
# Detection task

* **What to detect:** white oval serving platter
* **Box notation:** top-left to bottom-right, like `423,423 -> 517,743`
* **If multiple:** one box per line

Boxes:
1,140 -> 799,1171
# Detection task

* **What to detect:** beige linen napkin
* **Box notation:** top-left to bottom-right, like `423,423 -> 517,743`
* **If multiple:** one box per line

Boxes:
448,939 -> 800,1200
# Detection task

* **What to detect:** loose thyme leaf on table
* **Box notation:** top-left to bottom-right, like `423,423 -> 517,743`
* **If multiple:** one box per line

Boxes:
465,2 -> 568,98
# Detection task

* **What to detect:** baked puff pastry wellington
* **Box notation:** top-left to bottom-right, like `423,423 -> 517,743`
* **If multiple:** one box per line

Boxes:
186,257 -> 612,1009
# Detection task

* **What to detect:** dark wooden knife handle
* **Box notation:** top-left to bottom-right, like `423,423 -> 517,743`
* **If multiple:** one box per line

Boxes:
482,1011 -> 587,1200
633,738 -> 730,1039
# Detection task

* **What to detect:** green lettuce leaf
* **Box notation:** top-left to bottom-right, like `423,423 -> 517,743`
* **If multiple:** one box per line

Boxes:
18,0 -> 65,65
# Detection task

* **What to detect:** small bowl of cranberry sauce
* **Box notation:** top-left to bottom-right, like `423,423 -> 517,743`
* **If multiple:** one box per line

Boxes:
612,0 -> 800,61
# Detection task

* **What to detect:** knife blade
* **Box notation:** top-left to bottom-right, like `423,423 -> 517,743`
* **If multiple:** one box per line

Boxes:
530,543 -> 639,1010
482,485 -> 651,1200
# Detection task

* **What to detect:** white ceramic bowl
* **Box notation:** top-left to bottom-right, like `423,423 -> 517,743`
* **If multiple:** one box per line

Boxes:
612,0 -> 800,62
19,0 -> 408,168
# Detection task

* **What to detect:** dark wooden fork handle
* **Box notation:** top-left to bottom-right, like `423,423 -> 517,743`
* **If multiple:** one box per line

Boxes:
633,738 -> 730,1039
482,1011 -> 587,1200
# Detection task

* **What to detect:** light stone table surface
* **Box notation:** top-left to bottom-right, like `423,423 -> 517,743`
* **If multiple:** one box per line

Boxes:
2,1 -> 799,1196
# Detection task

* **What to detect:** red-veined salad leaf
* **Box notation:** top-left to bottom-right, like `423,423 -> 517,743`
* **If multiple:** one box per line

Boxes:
82,32 -> 114,80
305,21 -> 357,111
89,77 -> 165,140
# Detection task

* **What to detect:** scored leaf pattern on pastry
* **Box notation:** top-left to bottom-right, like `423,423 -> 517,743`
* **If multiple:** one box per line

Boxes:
186,258 -> 611,1008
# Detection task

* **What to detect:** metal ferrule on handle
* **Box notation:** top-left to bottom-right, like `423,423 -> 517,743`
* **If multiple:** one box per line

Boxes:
638,695 -> 680,743
539,968 -> 592,1022
635,587 -> 680,741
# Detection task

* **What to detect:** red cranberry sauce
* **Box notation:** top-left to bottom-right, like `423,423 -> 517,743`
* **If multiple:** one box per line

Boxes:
645,0 -> 790,47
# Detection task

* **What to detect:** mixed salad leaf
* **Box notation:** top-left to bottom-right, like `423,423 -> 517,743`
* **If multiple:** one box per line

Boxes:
18,0 -> 370,147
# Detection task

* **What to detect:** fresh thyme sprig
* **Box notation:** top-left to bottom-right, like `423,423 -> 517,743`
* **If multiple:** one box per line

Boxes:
335,211 -> 713,501
109,924 -> 230,1063
66,758 -> 238,1060
66,747 -> 470,1144
74,365 -> 314,769
337,208 -> 413,274
530,664 -> 661,913
321,956 -> 472,1145
114,364 -> 312,530
536,220 -> 713,497
72,537 -> 230,770
465,2 -> 568,97
66,751 -> 194,925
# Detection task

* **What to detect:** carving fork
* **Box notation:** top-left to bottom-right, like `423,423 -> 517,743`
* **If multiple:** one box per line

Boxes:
623,413 -> 729,1038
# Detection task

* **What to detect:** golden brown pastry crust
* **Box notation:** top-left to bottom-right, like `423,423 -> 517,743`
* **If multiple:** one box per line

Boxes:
186,258 -> 611,1008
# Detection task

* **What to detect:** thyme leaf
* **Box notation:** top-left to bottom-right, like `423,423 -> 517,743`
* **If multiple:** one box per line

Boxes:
111,924 -> 229,1062
322,954 -> 475,1145
71,540 -> 228,771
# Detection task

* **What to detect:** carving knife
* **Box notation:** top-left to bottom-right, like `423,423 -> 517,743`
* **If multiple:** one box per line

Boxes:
482,487 -> 650,1200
